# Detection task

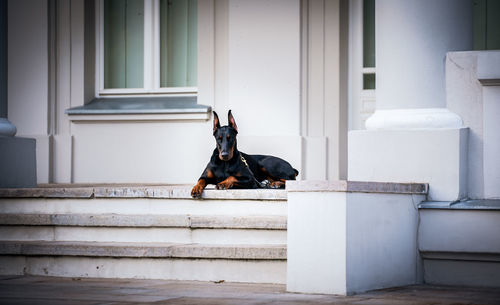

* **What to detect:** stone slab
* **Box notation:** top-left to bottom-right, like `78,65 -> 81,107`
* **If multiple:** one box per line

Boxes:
0,184 -> 287,200
286,180 -> 428,194
0,214 -> 287,229
0,241 -> 286,260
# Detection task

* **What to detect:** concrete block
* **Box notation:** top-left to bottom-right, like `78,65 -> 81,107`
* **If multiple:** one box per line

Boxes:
419,202 -> 500,288
15,256 -> 286,283
424,259 -> 500,287
419,209 -> 500,253
286,180 -> 425,295
348,128 -> 468,201
0,136 -> 36,188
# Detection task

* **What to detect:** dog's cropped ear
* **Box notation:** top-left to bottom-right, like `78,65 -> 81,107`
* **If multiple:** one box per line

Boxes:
228,110 -> 238,133
213,111 -> 221,134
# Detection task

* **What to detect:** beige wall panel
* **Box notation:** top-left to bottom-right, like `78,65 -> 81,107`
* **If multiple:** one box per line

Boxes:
72,121 -> 213,184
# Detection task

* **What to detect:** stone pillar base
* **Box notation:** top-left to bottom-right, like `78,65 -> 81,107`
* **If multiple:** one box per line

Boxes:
286,181 -> 427,295
0,136 -> 37,188
348,128 -> 468,201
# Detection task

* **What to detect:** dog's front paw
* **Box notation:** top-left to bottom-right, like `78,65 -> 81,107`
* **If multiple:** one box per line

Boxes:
269,181 -> 285,189
216,182 -> 232,190
191,185 -> 204,198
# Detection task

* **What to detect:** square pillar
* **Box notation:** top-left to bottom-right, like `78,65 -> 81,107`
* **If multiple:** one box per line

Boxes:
349,128 -> 468,201
286,180 -> 427,295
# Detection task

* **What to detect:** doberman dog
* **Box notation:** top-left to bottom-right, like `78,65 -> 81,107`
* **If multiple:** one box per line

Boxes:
191,110 -> 299,198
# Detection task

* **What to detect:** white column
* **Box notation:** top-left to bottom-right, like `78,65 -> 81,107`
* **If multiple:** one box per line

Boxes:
0,0 -> 16,136
349,0 -> 473,201
0,0 -> 36,188
365,0 -> 472,130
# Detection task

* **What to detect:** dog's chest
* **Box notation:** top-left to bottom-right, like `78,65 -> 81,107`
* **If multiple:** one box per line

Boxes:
213,162 -> 241,181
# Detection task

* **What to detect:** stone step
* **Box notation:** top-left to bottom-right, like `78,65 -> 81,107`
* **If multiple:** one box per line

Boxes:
418,200 -> 500,287
0,184 -> 288,201
0,185 -> 287,216
0,185 -> 289,283
0,241 -> 287,283
0,213 -> 287,229
0,240 -> 287,259
0,214 -> 287,244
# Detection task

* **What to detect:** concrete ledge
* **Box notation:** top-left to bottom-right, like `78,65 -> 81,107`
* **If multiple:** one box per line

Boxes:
0,241 -> 286,260
65,97 -> 209,115
0,214 -> 287,230
419,199 -> 500,210
423,258 -> 500,287
286,180 -> 428,194
421,251 -> 500,262
0,184 -> 287,200
418,207 -> 500,254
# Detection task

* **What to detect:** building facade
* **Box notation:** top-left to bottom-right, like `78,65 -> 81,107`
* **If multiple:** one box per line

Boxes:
1,0 -> 500,294
2,0 -> 499,194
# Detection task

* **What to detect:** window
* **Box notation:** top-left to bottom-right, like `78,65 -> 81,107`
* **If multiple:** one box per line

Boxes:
349,0 -> 376,130
362,0 -> 375,90
96,0 -> 197,96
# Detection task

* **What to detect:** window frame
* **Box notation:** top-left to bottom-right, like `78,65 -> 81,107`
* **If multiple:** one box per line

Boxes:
95,0 -> 198,97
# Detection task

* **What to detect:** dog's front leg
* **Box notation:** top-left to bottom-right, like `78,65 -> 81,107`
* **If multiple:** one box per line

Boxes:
191,179 -> 207,198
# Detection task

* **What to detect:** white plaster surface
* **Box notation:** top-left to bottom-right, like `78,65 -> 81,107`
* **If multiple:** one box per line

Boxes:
477,51 -> 500,83
419,209 -> 500,253
346,193 -> 421,293
446,51 -> 500,199
226,0 -> 300,137
446,52 -> 484,199
287,187 -> 424,295
482,86 -> 500,199
7,0 -> 49,136
0,198 -> 288,216
0,256 -> 286,284
348,128 -> 468,201
72,121 -> 213,184
287,191 -> 347,295
375,0 -> 472,110
302,137 -> 327,180
365,108 -> 463,130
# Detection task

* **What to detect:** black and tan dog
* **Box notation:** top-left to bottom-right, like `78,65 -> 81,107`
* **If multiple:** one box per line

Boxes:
191,110 -> 298,198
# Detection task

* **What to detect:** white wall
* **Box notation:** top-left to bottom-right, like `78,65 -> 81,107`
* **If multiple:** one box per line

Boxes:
6,0 -> 347,185
446,51 -> 500,199
225,0 -> 300,137
375,0 -> 472,110
483,86 -> 500,198
8,0 -> 48,136
8,0 -> 51,184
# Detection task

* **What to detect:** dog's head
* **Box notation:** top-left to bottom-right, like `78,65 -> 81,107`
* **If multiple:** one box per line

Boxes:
213,110 -> 238,161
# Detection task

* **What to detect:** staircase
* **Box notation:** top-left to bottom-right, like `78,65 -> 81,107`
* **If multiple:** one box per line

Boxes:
0,185 -> 287,283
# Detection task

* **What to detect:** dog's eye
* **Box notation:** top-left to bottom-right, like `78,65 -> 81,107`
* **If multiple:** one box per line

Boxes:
218,136 -> 222,140
226,135 -> 230,140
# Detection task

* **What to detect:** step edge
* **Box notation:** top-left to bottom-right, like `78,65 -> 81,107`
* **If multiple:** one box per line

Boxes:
0,241 -> 287,260
0,214 -> 288,230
